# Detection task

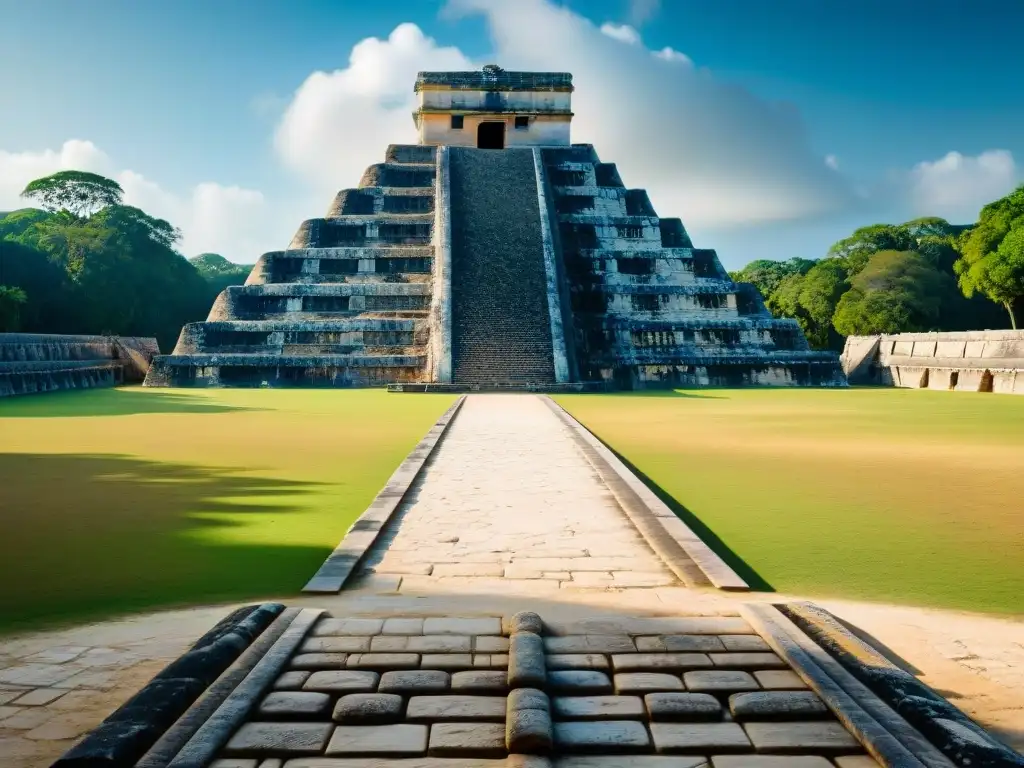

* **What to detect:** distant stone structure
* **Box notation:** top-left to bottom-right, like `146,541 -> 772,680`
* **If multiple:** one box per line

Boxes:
146,67 -> 843,389
1,334 -> 158,397
842,330 -> 1024,394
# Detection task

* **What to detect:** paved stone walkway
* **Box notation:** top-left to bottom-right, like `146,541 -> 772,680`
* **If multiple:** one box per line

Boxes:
360,394 -> 678,593
1,393 -> 1021,765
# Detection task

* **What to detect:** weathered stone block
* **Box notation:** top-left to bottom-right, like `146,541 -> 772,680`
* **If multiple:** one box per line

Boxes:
743,721 -> 859,752
507,707 -> 553,753
683,671 -> 758,692
429,722 -> 506,757
555,759 -> 706,768
313,618 -> 383,636
545,635 -> 635,654
729,692 -> 828,720
553,720 -> 650,752
378,670 -> 450,693
290,653 -> 348,670
300,637 -> 371,653
451,670 -> 508,693
711,757 -> 834,767
475,636 -> 511,653
257,691 -> 332,718
326,724 -> 429,756
645,692 -> 722,721
381,618 -> 424,635
303,670 -> 380,693
371,635 -> 472,653
224,722 -> 332,756
508,687 -> 550,713
425,617 -> 503,635
719,635 -> 771,652
509,632 -> 546,688
347,653 -> 420,670
422,653 -> 475,670
272,671 -> 310,690
650,722 -> 750,753
636,635 -> 725,652
709,653 -> 785,669
614,672 -> 684,694
552,695 -> 644,720
546,654 -> 609,671
507,612 -> 543,635
407,695 -> 506,722
753,671 -> 807,690
332,692 -> 404,724
612,653 -> 713,672
547,670 -> 613,694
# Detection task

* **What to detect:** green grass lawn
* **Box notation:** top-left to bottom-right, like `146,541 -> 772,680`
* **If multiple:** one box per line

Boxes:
557,388 -> 1024,615
0,387 -> 454,633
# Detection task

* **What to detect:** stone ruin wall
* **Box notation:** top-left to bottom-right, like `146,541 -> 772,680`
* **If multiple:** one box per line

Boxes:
0,333 -> 159,397
842,330 -> 1024,394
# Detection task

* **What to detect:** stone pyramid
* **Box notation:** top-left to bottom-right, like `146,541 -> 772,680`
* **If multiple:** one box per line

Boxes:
146,67 -> 843,389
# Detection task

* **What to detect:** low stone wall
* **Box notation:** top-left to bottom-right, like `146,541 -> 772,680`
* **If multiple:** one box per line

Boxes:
841,330 -> 1024,394
0,333 -> 159,397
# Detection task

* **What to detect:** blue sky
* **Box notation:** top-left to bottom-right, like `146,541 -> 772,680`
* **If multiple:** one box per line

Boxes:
1,0 -> 1022,267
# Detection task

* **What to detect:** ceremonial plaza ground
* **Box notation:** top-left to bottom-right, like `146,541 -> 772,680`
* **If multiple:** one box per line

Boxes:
0,387 -> 1021,766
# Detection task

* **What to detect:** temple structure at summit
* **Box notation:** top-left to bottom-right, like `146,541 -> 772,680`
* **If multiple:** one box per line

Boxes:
145,66 -> 844,389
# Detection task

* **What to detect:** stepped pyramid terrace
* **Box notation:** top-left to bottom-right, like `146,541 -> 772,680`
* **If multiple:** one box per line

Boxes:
145,66 -> 844,389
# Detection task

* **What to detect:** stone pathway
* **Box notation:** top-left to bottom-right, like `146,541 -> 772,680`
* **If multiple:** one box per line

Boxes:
360,394 -> 678,592
1,393 -> 1021,765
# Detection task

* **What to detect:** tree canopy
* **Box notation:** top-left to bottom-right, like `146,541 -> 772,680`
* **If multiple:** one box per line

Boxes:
1,171 -> 214,350
20,171 -> 124,218
953,184 -> 1024,328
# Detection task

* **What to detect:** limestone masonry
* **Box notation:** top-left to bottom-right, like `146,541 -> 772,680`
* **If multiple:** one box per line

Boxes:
146,67 -> 844,389
842,330 -> 1024,395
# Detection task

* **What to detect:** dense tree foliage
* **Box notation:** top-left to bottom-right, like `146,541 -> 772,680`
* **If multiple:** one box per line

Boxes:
189,253 -> 253,295
952,185 -> 1024,328
0,173 -> 215,350
734,215 -> 1009,349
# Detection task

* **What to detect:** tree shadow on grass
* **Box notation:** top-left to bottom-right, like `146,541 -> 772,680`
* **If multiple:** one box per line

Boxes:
0,453 -> 339,634
599,443 -> 774,592
0,387 -> 266,418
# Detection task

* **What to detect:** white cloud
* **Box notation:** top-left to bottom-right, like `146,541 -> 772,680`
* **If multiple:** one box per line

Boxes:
652,46 -> 691,64
442,0 -> 853,229
627,0 -> 661,27
0,140 -> 292,262
600,23 -> 642,45
274,23 -> 473,192
906,150 -> 1018,222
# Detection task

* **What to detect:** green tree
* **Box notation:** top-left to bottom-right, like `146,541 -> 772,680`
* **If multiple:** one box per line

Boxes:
827,224 -> 916,275
953,185 -> 1024,328
0,285 -> 27,331
833,250 -> 954,336
769,259 -> 849,349
729,257 -> 815,301
33,212 -> 113,280
20,171 -> 124,217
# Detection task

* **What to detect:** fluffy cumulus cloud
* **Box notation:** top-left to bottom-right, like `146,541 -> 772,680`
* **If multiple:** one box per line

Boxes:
0,140 -> 293,261
906,150 -> 1018,221
275,23 -> 473,192
439,0 -> 853,229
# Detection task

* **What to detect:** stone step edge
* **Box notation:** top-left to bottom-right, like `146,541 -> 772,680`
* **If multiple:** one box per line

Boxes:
52,602 -> 286,768
742,603 -> 952,768
302,395 -> 467,593
779,601 -> 1024,768
540,395 -> 748,591
166,607 -> 324,768
137,606 -> 302,768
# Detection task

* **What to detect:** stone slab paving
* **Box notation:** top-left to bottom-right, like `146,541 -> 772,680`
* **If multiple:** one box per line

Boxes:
182,611 -> 882,767
358,394 -> 680,593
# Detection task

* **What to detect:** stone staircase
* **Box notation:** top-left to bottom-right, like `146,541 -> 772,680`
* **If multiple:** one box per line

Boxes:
448,148 -> 555,385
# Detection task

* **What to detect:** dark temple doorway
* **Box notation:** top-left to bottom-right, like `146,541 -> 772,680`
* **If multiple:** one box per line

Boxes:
477,121 -> 505,149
